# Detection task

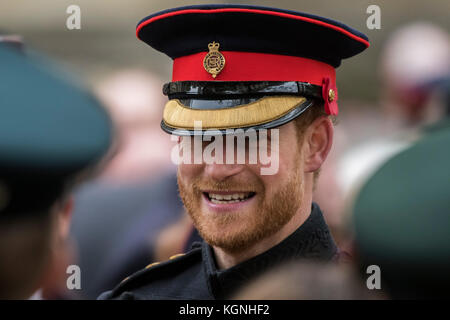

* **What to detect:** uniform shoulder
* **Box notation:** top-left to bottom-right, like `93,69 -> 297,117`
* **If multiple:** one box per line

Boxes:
99,243 -> 203,300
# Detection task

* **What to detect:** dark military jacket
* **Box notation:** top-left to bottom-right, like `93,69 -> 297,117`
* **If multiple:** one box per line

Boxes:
99,203 -> 338,300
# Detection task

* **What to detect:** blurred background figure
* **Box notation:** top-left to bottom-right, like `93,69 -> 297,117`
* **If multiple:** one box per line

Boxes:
234,261 -> 383,300
379,22 -> 450,128
0,44 -> 112,299
314,21 -> 450,250
352,120 -> 450,299
94,69 -> 172,183
69,69 -> 201,299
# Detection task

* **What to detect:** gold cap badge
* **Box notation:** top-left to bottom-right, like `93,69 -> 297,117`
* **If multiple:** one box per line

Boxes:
203,41 -> 225,78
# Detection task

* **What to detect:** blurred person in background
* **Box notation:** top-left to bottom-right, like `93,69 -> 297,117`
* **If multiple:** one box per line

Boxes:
0,32 -> 84,300
0,43 -> 112,299
352,118 -> 450,299
380,22 -> 449,129
95,69 -> 173,182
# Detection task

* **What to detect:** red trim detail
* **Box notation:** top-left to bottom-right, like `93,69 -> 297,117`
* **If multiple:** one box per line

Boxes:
136,8 -> 370,48
172,51 -> 336,85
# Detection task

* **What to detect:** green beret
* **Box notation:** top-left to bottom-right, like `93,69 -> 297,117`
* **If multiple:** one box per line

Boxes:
0,45 -> 112,218
353,121 -> 450,298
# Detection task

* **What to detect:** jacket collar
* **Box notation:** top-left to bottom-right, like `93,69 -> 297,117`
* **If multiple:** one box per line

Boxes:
201,202 -> 337,299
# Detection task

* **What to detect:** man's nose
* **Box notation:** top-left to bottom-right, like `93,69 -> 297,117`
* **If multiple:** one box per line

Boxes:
204,163 -> 245,182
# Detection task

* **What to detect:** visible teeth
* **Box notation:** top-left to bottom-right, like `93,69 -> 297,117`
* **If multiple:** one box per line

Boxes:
208,192 -> 253,203
211,199 -> 241,204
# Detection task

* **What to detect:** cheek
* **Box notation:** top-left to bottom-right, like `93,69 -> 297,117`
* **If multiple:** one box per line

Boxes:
244,145 -> 295,188
258,164 -> 287,192
281,152 -> 300,174
178,163 -> 204,182
278,133 -> 303,173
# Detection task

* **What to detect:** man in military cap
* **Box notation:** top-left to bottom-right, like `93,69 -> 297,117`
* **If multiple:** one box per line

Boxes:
100,4 -> 369,300
0,44 -> 112,299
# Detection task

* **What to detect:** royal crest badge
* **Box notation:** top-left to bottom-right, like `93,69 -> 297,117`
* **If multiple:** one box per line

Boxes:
203,41 -> 225,78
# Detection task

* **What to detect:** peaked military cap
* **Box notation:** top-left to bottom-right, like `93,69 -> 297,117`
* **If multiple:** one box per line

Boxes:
353,121 -> 450,298
136,4 -> 369,135
0,45 -> 112,219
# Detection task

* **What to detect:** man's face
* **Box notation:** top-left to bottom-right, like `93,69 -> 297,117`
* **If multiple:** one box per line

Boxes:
178,121 -> 306,253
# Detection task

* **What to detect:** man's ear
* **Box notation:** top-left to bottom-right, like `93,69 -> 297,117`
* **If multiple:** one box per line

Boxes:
303,116 -> 333,173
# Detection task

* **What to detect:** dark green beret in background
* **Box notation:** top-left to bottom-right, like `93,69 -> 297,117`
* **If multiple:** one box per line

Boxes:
353,120 -> 450,298
0,44 -> 112,218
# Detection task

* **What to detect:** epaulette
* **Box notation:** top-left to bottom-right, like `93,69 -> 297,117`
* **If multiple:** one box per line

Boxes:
109,246 -> 202,297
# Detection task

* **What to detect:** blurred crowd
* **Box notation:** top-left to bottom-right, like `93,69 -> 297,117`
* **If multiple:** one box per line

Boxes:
0,18 -> 449,300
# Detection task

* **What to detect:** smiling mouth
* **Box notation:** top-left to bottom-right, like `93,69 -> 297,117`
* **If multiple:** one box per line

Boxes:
203,191 -> 256,204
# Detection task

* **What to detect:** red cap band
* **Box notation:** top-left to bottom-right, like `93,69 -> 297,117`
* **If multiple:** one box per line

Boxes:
172,51 -> 339,115
172,51 -> 336,86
